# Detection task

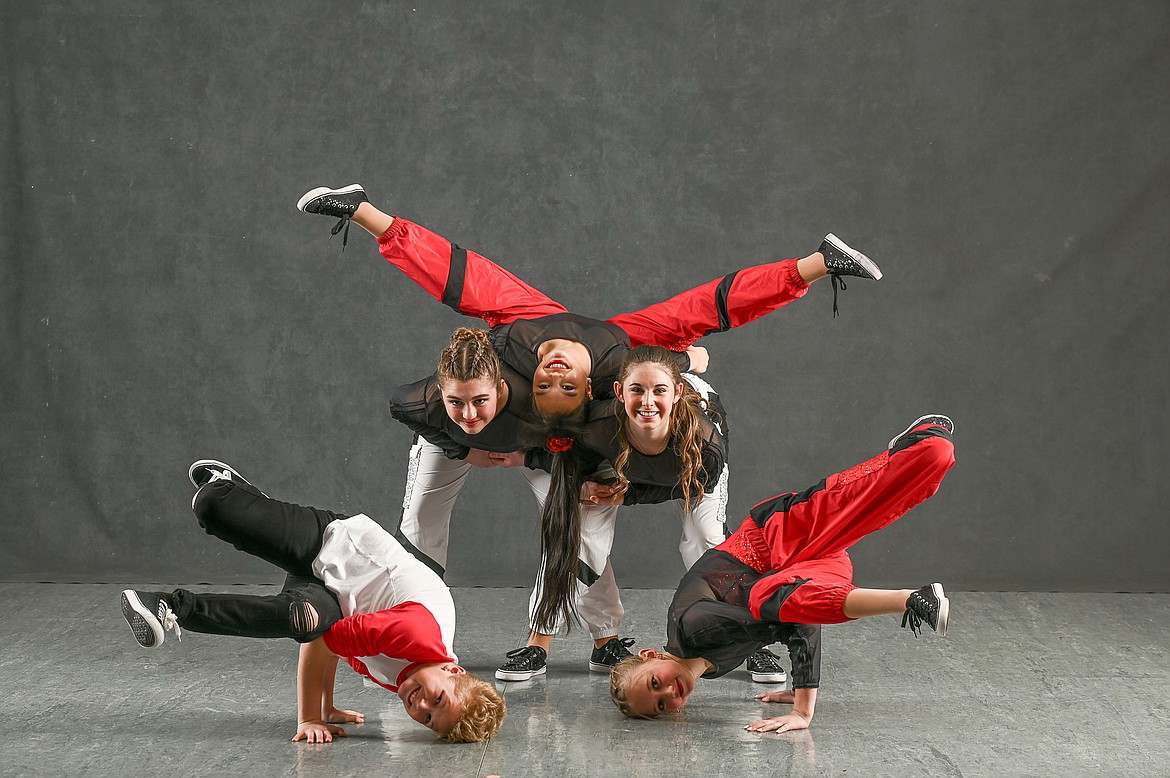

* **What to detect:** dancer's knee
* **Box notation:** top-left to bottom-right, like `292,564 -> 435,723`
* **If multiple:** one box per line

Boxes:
922,434 -> 956,474
288,599 -> 339,642
288,600 -> 321,641
898,433 -> 956,478
191,479 -> 236,528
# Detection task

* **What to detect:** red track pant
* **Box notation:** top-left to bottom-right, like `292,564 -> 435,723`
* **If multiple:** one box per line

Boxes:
376,217 -> 810,350
716,422 -> 956,625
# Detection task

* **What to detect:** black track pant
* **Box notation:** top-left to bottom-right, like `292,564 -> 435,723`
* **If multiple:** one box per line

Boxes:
170,479 -> 345,643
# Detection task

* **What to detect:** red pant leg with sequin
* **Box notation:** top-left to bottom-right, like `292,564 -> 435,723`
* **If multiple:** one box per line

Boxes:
376,218 -> 567,327
716,425 -> 955,625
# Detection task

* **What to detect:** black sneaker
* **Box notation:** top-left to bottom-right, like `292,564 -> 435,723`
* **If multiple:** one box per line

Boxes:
746,648 -> 787,683
902,583 -> 950,637
588,637 -> 635,673
188,459 -> 258,490
819,234 -> 882,317
495,645 -> 548,681
189,459 -> 265,509
296,184 -> 369,250
120,589 -> 182,648
888,415 -> 955,451
820,234 -> 882,280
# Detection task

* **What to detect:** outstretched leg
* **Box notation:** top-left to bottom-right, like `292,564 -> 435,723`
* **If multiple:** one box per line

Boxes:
121,574 -> 343,648
606,235 -> 881,350
842,583 -> 950,636
716,416 -> 954,629
299,185 -> 567,327
744,415 -> 955,573
191,476 -> 343,576
175,573 -> 342,640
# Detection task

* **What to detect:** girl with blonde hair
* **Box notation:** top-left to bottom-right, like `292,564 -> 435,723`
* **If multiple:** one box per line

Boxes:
610,415 -> 957,731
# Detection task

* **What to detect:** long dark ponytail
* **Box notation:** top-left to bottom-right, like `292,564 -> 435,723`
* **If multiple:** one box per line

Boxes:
531,438 -> 588,633
520,401 -> 591,634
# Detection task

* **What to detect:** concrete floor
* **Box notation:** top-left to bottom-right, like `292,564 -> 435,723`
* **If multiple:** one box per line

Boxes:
2,584 -> 1168,777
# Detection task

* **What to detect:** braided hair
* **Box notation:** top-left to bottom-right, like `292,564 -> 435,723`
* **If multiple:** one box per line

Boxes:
437,327 -> 502,386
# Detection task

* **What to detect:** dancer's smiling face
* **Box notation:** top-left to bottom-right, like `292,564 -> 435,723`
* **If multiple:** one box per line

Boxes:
619,654 -> 694,717
397,662 -> 466,735
616,362 -> 682,437
533,339 -> 592,417
441,376 -> 503,434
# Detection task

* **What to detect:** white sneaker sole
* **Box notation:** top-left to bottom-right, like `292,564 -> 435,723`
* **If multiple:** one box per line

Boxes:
932,583 -> 950,636
296,184 -> 364,212
825,233 -> 883,280
121,590 -> 164,648
495,665 -> 547,682
749,671 -> 788,683
589,661 -> 623,673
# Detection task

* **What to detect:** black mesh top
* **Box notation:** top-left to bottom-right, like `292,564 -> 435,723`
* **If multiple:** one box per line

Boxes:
388,362 -> 543,462
666,550 -> 822,688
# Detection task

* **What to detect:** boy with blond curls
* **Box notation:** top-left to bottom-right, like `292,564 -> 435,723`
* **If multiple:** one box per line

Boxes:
119,460 -> 504,743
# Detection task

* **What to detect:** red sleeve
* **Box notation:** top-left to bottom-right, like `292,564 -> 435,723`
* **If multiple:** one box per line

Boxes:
322,601 -> 453,663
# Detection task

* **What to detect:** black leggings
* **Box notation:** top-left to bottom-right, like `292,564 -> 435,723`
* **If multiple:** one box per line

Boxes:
171,479 -> 345,643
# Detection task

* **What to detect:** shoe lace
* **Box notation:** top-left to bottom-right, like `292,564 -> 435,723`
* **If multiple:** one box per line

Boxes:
604,637 -> 636,659
901,592 -> 935,639
830,274 -> 847,318
207,468 -> 232,483
329,214 -> 354,251
504,645 -> 543,665
751,649 -> 783,671
160,603 -> 183,643
900,607 -> 923,638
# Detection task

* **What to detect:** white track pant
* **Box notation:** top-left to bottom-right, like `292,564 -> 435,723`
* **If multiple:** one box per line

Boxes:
676,463 -> 730,568
398,439 -> 623,639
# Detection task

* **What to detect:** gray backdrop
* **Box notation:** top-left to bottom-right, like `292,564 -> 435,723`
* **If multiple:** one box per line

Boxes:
3,2 -> 1167,592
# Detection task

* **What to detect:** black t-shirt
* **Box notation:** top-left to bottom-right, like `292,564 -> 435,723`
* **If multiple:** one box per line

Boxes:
490,313 -> 690,401
390,312 -> 692,469
530,374 -> 729,504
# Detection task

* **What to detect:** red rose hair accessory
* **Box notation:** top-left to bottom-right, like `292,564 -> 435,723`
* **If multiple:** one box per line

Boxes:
546,436 -> 574,453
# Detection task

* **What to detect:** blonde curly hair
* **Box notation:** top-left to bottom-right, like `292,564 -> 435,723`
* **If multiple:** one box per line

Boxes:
440,673 -> 506,743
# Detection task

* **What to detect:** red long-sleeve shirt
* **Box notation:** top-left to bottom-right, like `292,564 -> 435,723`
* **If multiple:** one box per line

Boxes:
322,601 -> 454,691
